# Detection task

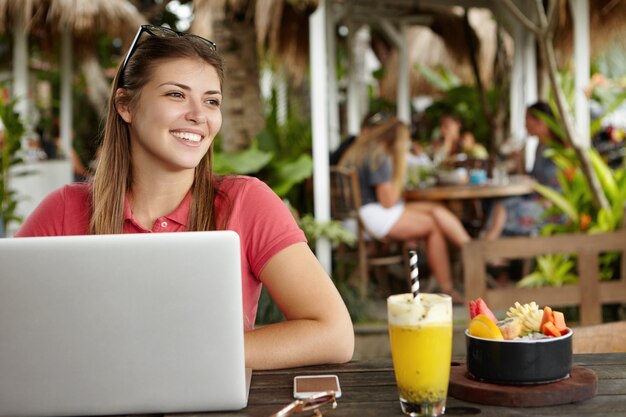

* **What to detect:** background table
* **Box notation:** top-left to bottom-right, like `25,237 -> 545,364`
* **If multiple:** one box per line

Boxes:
404,174 -> 535,201
167,353 -> 625,416
404,175 -> 535,235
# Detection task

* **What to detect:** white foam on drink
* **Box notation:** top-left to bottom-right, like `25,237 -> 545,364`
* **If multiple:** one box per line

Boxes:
388,293 -> 452,326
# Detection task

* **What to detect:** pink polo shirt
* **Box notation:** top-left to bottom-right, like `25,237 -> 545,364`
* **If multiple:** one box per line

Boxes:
15,176 -> 307,330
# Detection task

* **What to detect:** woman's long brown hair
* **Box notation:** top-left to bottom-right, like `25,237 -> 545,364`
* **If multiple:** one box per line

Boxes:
90,35 -> 226,234
339,117 -> 410,195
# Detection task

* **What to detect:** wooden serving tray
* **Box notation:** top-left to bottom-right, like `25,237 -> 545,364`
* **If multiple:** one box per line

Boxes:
448,361 -> 597,407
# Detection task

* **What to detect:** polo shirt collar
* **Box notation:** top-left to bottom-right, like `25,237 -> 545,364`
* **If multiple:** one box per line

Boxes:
123,191 -> 191,228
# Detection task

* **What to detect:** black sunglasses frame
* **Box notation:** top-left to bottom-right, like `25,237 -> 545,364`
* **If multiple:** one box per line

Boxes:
118,24 -> 217,87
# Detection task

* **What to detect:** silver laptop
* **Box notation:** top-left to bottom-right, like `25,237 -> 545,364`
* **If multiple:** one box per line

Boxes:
0,231 -> 249,417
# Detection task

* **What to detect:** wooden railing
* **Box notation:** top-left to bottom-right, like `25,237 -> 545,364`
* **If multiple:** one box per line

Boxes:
462,229 -> 626,325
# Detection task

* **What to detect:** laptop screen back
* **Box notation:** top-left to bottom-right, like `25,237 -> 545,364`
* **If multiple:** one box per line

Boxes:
0,231 -> 247,417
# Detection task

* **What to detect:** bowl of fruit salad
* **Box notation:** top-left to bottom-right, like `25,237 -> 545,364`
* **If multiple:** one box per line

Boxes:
465,298 -> 573,385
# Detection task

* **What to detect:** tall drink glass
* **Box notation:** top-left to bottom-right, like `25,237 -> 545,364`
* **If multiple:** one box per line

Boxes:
387,293 -> 453,416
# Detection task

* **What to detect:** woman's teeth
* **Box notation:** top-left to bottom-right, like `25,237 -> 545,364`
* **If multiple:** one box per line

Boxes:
172,131 -> 202,143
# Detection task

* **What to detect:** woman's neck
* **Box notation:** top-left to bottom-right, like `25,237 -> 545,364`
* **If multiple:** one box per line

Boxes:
128,170 -> 194,230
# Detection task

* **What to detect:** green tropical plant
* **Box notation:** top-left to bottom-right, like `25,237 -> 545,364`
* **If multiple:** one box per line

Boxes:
0,92 -> 26,235
297,214 -> 356,248
548,70 -> 626,139
213,90 -> 313,199
517,146 -> 626,286
517,254 -> 578,288
536,147 -> 626,236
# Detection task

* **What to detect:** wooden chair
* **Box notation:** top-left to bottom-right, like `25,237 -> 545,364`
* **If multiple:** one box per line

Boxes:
329,166 -> 411,299
462,229 -> 626,326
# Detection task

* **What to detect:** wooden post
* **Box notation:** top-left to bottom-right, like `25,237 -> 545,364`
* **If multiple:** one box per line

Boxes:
463,241 -> 487,302
577,250 -> 602,325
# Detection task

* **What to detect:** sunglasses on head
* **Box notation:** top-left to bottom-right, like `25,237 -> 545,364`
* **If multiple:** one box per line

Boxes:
118,24 -> 217,87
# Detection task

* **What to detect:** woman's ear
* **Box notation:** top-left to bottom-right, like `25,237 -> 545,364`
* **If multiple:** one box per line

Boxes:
115,88 -> 132,124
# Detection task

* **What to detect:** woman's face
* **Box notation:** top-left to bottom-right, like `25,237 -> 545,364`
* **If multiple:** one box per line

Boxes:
525,112 -> 551,142
118,57 -> 222,175
440,116 -> 461,141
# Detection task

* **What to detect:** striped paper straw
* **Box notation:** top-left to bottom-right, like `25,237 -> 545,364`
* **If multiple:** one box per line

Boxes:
409,250 -> 419,300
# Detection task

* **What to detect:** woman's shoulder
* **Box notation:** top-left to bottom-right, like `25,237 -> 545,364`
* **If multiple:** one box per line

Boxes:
48,181 -> 92,206
61,181 -> 92,196
217,175 -> 272,197
215,175 -> 293,222
33,182 -> 91,206
15,182 -> 91,237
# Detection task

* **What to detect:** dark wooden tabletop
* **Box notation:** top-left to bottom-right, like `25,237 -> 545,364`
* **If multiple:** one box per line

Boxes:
405,175 -> 535,201
171,353 -> 625,417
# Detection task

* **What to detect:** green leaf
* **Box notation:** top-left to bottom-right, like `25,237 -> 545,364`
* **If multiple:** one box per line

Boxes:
269,154 -> 313,197
594,207 -> 616,232
517,272 -> 546,288
522,254 -> 578,288
589,149 -> 618,201
590,88 -> 626,136
533,182 -> 578,221
213,147 -> 274,174
297,214 -> 356,246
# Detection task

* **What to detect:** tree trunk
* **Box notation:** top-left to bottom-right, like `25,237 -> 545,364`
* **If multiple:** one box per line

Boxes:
213,13 -> 265,152
463,9 -> 495,154
492,24 -> 511,151
534,1 -> 608,210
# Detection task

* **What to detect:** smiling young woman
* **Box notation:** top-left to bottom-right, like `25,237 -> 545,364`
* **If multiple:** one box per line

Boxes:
15,25 -> 354,370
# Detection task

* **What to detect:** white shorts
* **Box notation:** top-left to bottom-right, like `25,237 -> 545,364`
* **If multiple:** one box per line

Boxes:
359,202 -> 405,239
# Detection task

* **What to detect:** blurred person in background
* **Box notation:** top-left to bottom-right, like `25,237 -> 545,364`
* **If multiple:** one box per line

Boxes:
340,116 -> 471,302
482,101 -> 565,240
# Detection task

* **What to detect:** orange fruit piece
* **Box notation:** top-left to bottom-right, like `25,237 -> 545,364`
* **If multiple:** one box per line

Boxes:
469,314 -> 504,340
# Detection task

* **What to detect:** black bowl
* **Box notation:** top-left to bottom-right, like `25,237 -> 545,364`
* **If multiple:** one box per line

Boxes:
465,329 -> 573,385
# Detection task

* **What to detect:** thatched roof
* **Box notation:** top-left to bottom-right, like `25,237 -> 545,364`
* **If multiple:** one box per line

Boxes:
249,0 -> 626,93
353,0 -> 626,99
553,0 -> 626,64
256,0 -> 313,83
48,0 -> 145,38
0,0 -> 145,49
378,8 -> 504,99
190,0 -> 315,84
249,0 -> 487,86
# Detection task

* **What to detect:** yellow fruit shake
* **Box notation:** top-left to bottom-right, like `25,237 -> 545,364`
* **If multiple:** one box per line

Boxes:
387,293 -> 453,416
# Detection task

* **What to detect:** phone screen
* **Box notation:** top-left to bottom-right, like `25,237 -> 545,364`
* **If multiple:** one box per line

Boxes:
293,375 -> 341,399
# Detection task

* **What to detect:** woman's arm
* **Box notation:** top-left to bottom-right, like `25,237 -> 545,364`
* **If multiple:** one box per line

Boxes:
371,153 -> 404,208
244,242 -> 354,370
376,181 -> 403,208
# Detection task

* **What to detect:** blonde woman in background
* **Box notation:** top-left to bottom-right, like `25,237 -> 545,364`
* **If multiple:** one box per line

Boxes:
340,116 -> 470,302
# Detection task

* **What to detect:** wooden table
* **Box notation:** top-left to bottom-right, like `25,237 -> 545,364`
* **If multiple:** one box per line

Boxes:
404,175 -> 536,233
405,174 -> 535,201
168,353 -> 624,416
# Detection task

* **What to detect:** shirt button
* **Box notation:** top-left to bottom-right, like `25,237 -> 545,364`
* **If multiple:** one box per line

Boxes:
160,221 -> 168,228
